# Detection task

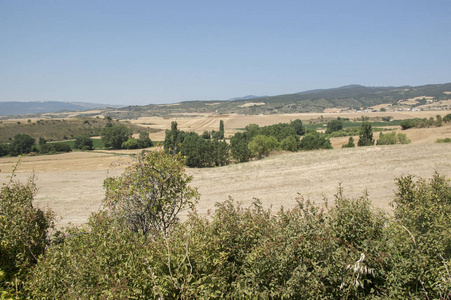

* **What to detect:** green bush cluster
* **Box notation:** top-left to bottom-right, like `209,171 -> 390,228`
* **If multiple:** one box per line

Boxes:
229,120 -> 332,162
401,115 -> 445,130
39,142 -> 72,154
19,173 -> 450,299
164,122 -> 229,168
0,170 -> 55,297
376,132 -> 411,145
436,138 -> 451,143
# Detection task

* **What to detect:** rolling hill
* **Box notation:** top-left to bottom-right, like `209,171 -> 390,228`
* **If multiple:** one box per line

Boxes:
0,101 -> 122,117
105,82 -> 451,119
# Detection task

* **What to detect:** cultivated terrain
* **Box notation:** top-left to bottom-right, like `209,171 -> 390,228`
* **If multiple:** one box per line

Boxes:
1,111 -> 450,228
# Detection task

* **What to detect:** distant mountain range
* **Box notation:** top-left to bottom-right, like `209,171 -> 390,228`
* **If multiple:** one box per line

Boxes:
0,101 -> 122,116
2,83 -> 451,117
228,95 -> 267,101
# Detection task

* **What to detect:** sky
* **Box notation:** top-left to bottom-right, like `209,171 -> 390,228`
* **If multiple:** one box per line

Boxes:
1,0 -> 450,105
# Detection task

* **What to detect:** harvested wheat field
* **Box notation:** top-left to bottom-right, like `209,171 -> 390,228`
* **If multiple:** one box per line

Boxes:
131,110 -> 448,141
1,142 -> 450,228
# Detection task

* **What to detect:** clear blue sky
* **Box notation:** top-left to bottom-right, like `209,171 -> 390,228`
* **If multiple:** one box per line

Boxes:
1,0 -> 450,105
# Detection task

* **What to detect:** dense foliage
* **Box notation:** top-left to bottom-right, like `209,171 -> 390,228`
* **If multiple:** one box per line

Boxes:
401,115 -> 445,130
164,122 -> 230,168
376,132 -> 411,145
103,149 -> 199,237
357,121 -> 374,147
74,135 -> 94,150
100,123 -> 133,149
0,169 -> 54,297
21,172 -> 451,299
39,142 -> 72,154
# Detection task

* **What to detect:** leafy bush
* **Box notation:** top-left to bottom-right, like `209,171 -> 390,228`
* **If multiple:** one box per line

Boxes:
39,142 -> 72,154
325,119 -> 343,134
74,135 -> 93,150
376,132 -> 411,145
0,171 -> 54,296
248,135 -> 279,158
436,138 -> 451,143
23,173 -> 451,299
9,134 -> 35,156
121,137 -> 140,149
299,132 -> 332,150
103,149 -> 199,236
100,124 -> 132,149
342,136 -> 355,148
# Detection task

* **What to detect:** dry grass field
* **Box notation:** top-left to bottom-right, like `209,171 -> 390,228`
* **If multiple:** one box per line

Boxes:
0,112 -> 450,228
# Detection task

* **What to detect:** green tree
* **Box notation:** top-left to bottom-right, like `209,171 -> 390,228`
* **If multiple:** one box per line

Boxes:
0,143 -> 9,157
100,124 -> 132,149
137,131 -> 153,148
357,121 -> 374,147
9,134 -> 35,156
342,136 -> 355,148
218,120 -> 225,139
74,135 -> 93,150
230,132 -> 253,162
290,119 -> 305,135
164,121 -> 184,154
325,119 -> 343,134
281,135 -> 300,151
400,119 -> 416,130
121,138 -> 140,149
436,114 -> 443,126
103,149 -> 199,236
248,135 -> 279,158
299,132 -> 332,150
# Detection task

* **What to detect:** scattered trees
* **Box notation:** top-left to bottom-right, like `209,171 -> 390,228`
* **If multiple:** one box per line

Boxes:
164,121 -> 229,167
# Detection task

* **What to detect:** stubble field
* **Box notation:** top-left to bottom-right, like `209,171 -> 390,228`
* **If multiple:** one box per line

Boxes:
0,112 -> 450,228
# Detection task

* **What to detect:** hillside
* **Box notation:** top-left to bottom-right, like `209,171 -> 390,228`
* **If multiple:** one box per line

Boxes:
103,82 -> 451,119
0,101 -> 121,117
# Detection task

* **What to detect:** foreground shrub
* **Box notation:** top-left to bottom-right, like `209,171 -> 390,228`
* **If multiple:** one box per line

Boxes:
0,170 -> 54,296
103,148 -> 199,236
24,174 -> 451,299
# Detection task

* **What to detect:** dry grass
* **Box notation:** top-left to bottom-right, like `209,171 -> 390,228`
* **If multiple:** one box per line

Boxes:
0,112 -> 450,228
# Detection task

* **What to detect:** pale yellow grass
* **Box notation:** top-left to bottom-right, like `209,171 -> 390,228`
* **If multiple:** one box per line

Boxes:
1,142 -> 450,229
132,111 -> 449,141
